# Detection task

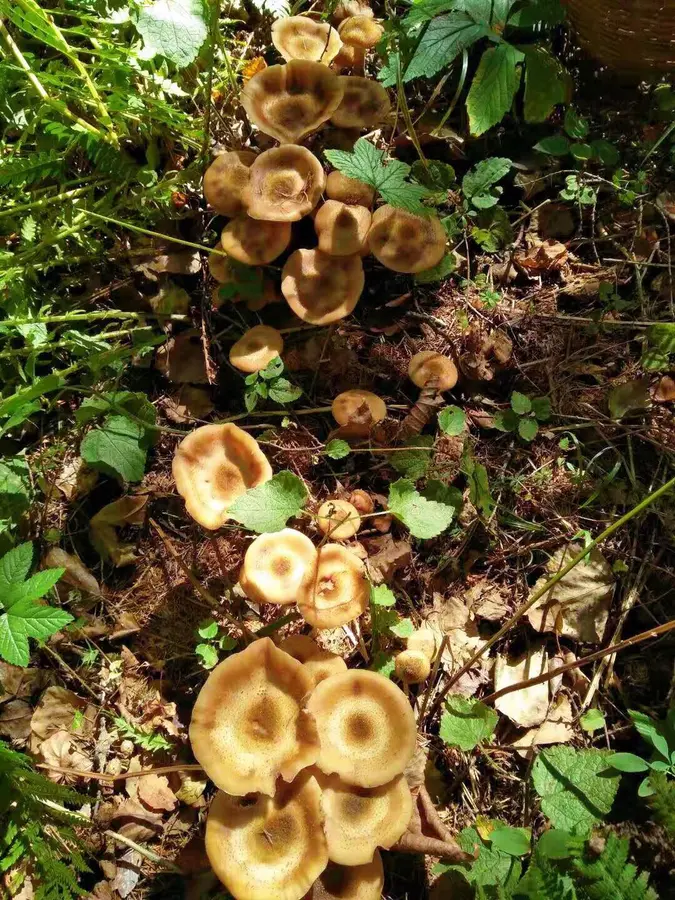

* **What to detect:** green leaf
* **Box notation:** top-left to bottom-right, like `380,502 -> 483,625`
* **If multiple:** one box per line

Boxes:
195,643 -> 219,669
0,0 -> 69,53
563,108 -> 589,140
197,619 -> 218,639
607,753 -> 650,773
518,417 -> 539,441
228,471 -> 308,533
645,323 -> 675,357
136,0 -> 208,68
462,157 -> 512,209
493,409 -> 519,432
629,710 -> 672,760
268,378 -> 303,405
438,405 -> 466,436
390,435 -> 434,480
0,457 -> 32,527
509,0 -> 566,27
462,451 -> 495,518
370,650 -> 395,677
414,253 -> 456,284
411,159 -> 457,191
531,396 -> 552,421
4,569 -> 65,608
370,584 -> 397,607
470,205 -> 514,251
260,355 -> 285,380
522,45 -> 571,123
580,708 -> 605,734
535,829 -> 579,860
80,416 -> 148,483
491,826 -> 531,857
534,134 -> 571,156
608,378 -> 650,420
511,391 -> 532,414
0,543 -> 34,589
75,392 -> 157,430
440,695 -> 498,751
390,617 -> 415,638
572,833 -> 658,900
591,139 -> 620,167
454,825 -> 522,887
388,478 -> 458,539
397,12 -> 490,83
325,439 -> 351,460
466,43 -> 524,137
570,142 -> 593,161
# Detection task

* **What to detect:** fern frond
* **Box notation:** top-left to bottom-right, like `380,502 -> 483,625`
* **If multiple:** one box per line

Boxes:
648,772 -> 675,837
573,834 -> 658,900
0,151 -> 65,188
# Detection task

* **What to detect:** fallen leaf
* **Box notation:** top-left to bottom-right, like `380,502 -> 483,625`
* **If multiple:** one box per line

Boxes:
364,535 -> 412,584
652,375 -> 675,403
484,329 -> 513,364
111,849 -> 141,899
174,772 -> 208,806
54,456 -> 98,500
155,330 -> 209,384
509,696 -> 575,757
0,662 -> 45,702
90,496 -> 148,568
517,238 -> 568,272
89,882 -> 114,900
39,729 -> 93,781
148,282 -> 190,315
464,582 -> 508,621
124,756 -> 144,800
164,385 -> 214,424
43,548 -> 100,596
0,699 -> 32,742
141,249 -> 201,276
426,595 -> 487,697
92,496 -> 148,527
138,773 -> 178,811
537,202 -> 575,240
494,646 -> 549,728
30,686 -> 96,742
404,743 -> 429,793
608,378 -> 650,419
111,798 -> 163,842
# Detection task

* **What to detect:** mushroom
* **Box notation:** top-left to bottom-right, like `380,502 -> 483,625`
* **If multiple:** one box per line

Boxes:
277,634 -> 348,688
394,649 -> 431,684
297,544 -> 369,629
331,44 -> 366,72
203,150 -> 256,217
330,77 -> 390,129
305,855 -> 383,900
333,0 -> 374,23
190,637 -> 319,796
326,171 -> 374,207
172,423 -> 273,529
337,15 -> 383,48
272,16 -> 342,65
348,489 -> 374,515
221,216 -> 291,265
331,389 -> 386,431
319,772 -> 413,865
205,772 -> 328,900
314,200 -> 371,256
156,330 -> 208,384
209,241 -> 235,283
239,528 -> 317,606
407,627 -> 437,661
317,499 -> 361,541
245,146 -> 326,222
408,350 -> 458,391
306,670 -> 417,787
241,60 -> 344,145
367,205 -> 446,273
282,249 -> 364,324
229,325 -> 284,373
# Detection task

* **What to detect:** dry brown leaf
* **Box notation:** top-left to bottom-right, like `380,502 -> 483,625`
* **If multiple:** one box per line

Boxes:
0,662 -> 45,702
92,495 -> 148,527
30,686 -> 96,742
124,756 -> 144,800
138,773 -> 178,812
139,249 -> 201,276
652,375 -> 675,403
516,238 -> 568,271
426,595 -> 487,697
509,696 -> 575,757
111,798 -> 163,842
156,330 -> 209,384
43,548 -> 100,597
111,849 -> 141,899
364,534 -> 412,584
89,882 -> 114,900
164,385 -> 214,424
494,646 -> 549,728
0,699 -> 32,742
174,772 -> 208,806
464,582 -> 508,622
39,730 -> 93,781
90,496 -> 148,568
54,456 -> 98,501
242,56 -> 267,83
536,202 -> 575,240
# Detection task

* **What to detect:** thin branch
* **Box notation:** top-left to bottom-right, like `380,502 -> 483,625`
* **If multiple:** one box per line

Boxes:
36,762 -> 205,782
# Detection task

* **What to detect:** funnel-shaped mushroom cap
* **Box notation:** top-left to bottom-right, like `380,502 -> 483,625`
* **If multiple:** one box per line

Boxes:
319,773 -> 412,865
191,638 -> 320,796
221,216 -> 291,265
305,855 -> 383,900
407,628 -> 437,660
394,649 -> 431,684
278,635 -> 348,688
331,389 -> 386,427
408,350 -> 458,390
173,423 -> 273,530
333,0 -> 374,23
242,61 -> 344,145
326,171 -> 375,207
368,205 -> 446,273
298,543 -> 368,629
282,249 -> 364,325
240,528 -> 318,606
337,15 -> 383,48
229,325 -> 284,373
209,242 -> 235,283
315,201 -> 371,256
245,146 -> 326,222
307,670 -> 416,787
206,772 -> 328,900
317,500 -> 361,541
203,151 -> 256,217
330,77 -> 390,129
272,16 -> 342,64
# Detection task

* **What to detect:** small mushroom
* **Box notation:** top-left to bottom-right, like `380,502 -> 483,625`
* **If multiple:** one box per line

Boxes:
229,325 -> 284,373
190,637 -> 319,796
305,855 -> 384,900
408,350 -> 458,391
272,16 -> 342,64
245,146 -> 326,222
331,43 -> 366,71
331,389 -> 386,430
278,634 -> 348,688
173,423 -> 273,529
208,241 -> 235,283
306,670 -> 416,787
407,627 -> 437,661
315,200 -> 371,256
239,528 -> 317,606
205,772 -> 328,900
367,205 -> 447,273
282,249 -> 364,324
317,499 -> 361,541
330,76 -> 390,129
348,489 -> 374,515
333,0 -> 374,23
221,216 -> 291,265
337,15 -> 383,48
203,150 -> 256,217
241,60 -> 344,145
394,649 -> 431,684
326,171 -> 375,207
297,543 -> 369,629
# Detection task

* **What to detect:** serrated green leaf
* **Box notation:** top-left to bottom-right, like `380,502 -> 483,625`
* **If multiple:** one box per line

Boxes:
228,471 -> 308,533
493,409 -> 519,432
197,619 -> 218,639
440,695 -> 498,751
511,391 -> 532,414
454,825 -> 522,886
491,826 -> 531,857
388,478 -> 458,539
414,253 -> 456,284
518,417 -> 539,441
522,45 -> 571,123
370,650 -> 395,677
398,12 -> 490,83
470,205 -> 514,251
462,157 -> 512,209
467,43 -> 524,137
4,569 -> 64,608
531,396 -> 552,421
136,0 -> 208,67
370,584 -> 396,607
80,416 -> 148,483
268,378 -> 303,405
195,643 -> 219,669
260,355 -> 285,380
580,708 -> 605,734
0,543 -> 34,590
0,0 -> 69,53
0,458 -> 32,527
20,216 -> 36,243
534,134 -> 571,156
390,435 -> 434,480
325,439 -> 351,460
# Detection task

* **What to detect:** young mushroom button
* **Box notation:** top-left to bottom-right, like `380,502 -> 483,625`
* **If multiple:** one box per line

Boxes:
337,15 -> 384,48
331,389 -> 386,429
245,146 -> 326,222
297,543 -> 369,629
239,528 -> 317,606
303,855 -> 384,900
394,649 -> 431,684
367,205 -> 447,274
282,249 -> 364,324
408,350 -> 458,391
203,150 -> 256,217
317,499 -> 361,541
229,325 -> 284,373
314,201 -> 371,256
272,16 -> 343,65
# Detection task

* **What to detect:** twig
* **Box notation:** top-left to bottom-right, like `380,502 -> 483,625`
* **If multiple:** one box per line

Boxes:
36,762 -> 205,782
418,785 -> 455,844
104,830 -> 182,872
391,831 -> 471,861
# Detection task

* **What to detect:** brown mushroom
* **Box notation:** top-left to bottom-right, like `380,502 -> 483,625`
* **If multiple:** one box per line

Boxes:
326,171 -> 374,207
209,241 -> 235,283
317,499 -> 361,541
330,76 -> 390,129
331,43 -> 366,71
297,543 -> 369,629
278,634 -> 348,688
156,330 -> 208,384
315,200 -> 371,256
173,423 -> 273,529
272,16 -> 342,65
239,528 -> 317,606
408,350 -> 458,391
407,627 -> 437,661
367,205 -> 446,273
245,146 -> 326,222
305,855 -> 384,900
394,649 -> 431,684
221,216 -> 291,265
349,489 -> 374,515
229,325 -> 284,373
333,0 -> 374,23
337,15 -> 383,48
203,150 -> 256,217
331,389 -> 386,429
241,60 -> 344,145
282,249 -> 364,324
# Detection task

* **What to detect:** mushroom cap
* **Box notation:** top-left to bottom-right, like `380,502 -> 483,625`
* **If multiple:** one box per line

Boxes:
331,43 -> 366,71
326,171 -> 374,207
407,628 -> 437,661
209,241 -> 235,283
245,145 -> 326,222
241,60 -> 344,145
229,325 -> 284,373
348,489 -> 375,515
333,0 -> 374,23
306,670 -> 417,787
206,772 -> 328,900
337,15 -> 383,48
319,772 -> 413,865
190,638 -> 320,796
297,543 -> 369,629
367,205 -> 446,273
221,216 -> 291,265
272,16 -> 342,64
172,423 -> 273,530
305,855 -> 384,900
408,350 -> 458,391
317,500 -> 361,541
240,528 -> 318,606
278,635 -> 348,688
330,76 -> 390,129
282,249 -> 364,325
203,151 -> 256,217
315,200 -> 372,256
394,649 -> 431,684
331,389 -> 386,427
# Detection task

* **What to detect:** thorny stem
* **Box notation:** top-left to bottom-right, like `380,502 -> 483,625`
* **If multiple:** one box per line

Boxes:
0,185 -> 105,221
0,328 -> 138,361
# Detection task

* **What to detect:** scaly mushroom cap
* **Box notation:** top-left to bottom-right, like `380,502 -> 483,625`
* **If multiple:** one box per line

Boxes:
305,855 -> 384,900
272,16 -> 343,64
331,43 -> 366,71
315,201 -> 371,256
330,76 -> 390,129
282,249 -> 364,324
408,350 -> 458,391
317,500 -> 361,541
240,529 -> 317,606
394,649 -> 431,684
190,638 -> 320,796
278,635 -> 348,688
206,772 -> 328,900
319,773 -> 412,865
241,61 -> 344,145
203,150 -> 256,217
333,0 -> 374,23
338,15 -> 383,48
245,146 -> 326,222
221,216 -> 291,265
326,171 -> 375,207
368,205 -> 446,273
331,389 -> 386,427
307,670 -> 416,787
297,543 -> 369,629
229,325 -> 284,373
173,423 -> 273,529
407,628 -> 437,661
209,241 -> 235,283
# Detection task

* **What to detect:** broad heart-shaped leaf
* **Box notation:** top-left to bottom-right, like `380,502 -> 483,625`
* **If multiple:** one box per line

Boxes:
462,157 -> 512,209
399,12 -> 490,83
490,826 -> 531,857
521,45 -> 572,123
534,134 -> 571,156
325,439 -> 351,460
227,471 -> 308,533
450,825 -> 522,887
136,0 -> 208,68
518,417 -> 539,441
0,543 -> 34,590
511,391 -> 532,415
370,584 -> 396,607
80,415 -> 148,483
440,695 -> 498,751
467,42 -> 524,137
387,478 -> 459,539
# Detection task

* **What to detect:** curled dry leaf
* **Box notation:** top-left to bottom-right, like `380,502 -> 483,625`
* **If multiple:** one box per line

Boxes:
44,548 -> 100,597
516,237 -> 568,272
0,661 -> 46,702
175,771 -> 208,806
163,385 -> 214,424
494,646 -> 550,728
464,581 -> 508,622
156,330 -> 209,384
508,696 -> 575,758
364,534 -> 412,584
39,729 -> 93,782
425,595 -> 487,697
111,797 -> 163,842
0,699 -> 32,742
54,456 -> 98,501
30,686 -> 96,742
137,773 -> 178,812
652,375 -> 675,403
90,495 -> 148,568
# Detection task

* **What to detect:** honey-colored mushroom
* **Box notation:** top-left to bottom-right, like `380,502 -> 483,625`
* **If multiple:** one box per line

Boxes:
208,241 -> 235,283
239,528 -> 317,606
272,16 -> 342,65
407,627 -> 437,661
221,216 -> 291,265
278,634 -> 348,688
317,499 -> 361,541
245,146 -> 326,222
394,649 -> 431,684
408,350 -> 458,391
331,43 -> 366,71
326,171 -> 375,207
349,489 -> 374,515
297,543 -> 369,629
229,325 -> 284,373
330,76 -> 390,129
304,855 -> 384,900
338,15 -> 383,48
331,389 -> 386,428
203,150 -> 256,217
333,0 -> 374,23
315,200 -> 371,256
282,249 -> 364,324
367,205 -> 446,273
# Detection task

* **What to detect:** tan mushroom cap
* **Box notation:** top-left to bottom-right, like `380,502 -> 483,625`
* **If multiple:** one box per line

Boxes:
307,670 -> 417,787
229,325 -> 284,373
221,216 -> 291,265
331,389 -> 386,428
368,205 -> 446,273
298,543 -> 369,629
394,649 -> 431,684
305,855 -> 384,900
173,423 -> 273,529
190,638 -> 319,796
333,0 -> 374,23
338,15 -> 383,48
331,76 -> 390,129
407,627 -> 437,661
408,350 -> 458,391
245,146 -> 326,222
282,249 -> 364,325
240,528 -> 317,606
272,16 -> 342,64
317,500 -> 361,541
315,200 -> 371,256
319,772 -> 412,865
278,635 -> 348,688
242,60 -> 344,145
203,150 -> 256,217
206,772 -> 328,900
331,43 -> 366,71
209,241 -> 235,283
326,171 -> 375,207
349,489 -> 374,515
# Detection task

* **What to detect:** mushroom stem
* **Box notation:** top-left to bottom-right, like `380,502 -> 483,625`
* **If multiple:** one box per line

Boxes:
418,785 -> 456,845
390,831 -> 470,862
